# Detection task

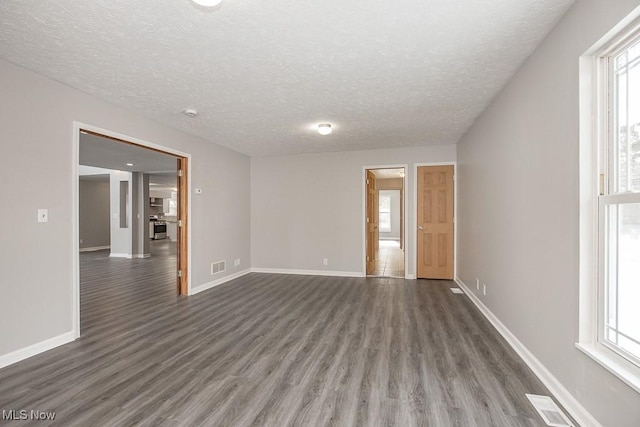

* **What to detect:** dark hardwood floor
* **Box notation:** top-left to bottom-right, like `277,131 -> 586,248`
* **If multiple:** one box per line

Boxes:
0,241 -> 560,426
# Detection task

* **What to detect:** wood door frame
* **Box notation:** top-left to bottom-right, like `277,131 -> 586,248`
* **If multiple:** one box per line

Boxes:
361,164 -> 408,278
413,162 -> 457,281
72,122 -> 192,338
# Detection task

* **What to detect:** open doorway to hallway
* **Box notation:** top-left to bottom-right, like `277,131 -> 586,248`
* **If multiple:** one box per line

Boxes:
77,128 -> 189,335
365,167 -> 405,278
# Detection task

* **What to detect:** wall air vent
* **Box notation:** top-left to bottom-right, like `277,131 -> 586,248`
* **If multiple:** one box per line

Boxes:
526,394 -> 573,427
210,260 -> 226,275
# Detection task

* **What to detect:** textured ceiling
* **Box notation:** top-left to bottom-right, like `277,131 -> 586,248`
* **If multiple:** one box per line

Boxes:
0,0 -> 573,156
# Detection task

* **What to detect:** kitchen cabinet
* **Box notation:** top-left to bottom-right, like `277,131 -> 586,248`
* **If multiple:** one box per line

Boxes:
150,197 -> 163,207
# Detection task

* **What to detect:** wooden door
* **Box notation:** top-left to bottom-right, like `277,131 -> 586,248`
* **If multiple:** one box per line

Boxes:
400,179 -> 404,250
366,170 -> 379,275
177,157 -> 188,295
417,165 -> 454,279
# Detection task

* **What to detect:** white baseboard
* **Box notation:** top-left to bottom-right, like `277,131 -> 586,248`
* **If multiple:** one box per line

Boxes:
131,254 -> 151,259
406,274 -> 415,279
79,245 -> 110,252
190,269 -> 252,295
251,268 -> 365,278
109,253 -> 130,258
0,331 -> 76,370
454,277 -> 601,427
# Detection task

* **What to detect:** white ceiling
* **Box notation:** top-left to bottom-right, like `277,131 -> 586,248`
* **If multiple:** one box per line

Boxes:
79,133 -> 177,172
79,136 -> 178,191
0,0 -> 573,156
372,168 -> 405,179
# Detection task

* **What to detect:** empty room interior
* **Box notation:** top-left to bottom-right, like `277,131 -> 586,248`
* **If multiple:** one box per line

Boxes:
1,0 -> 640,426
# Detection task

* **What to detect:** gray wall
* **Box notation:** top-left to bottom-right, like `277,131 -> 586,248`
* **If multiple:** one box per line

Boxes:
379,189 -> 400,240
456,0 -> 640,425
0,58 -> 251,359
251,145 -> 456,275
79,178 -> 110,249
131,172 -> 149,257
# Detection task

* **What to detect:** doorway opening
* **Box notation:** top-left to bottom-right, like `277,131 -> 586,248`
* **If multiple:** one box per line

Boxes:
365,167 -> 406,278
74,125 -> 189,336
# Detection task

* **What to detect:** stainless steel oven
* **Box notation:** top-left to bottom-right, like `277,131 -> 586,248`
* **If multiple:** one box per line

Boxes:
153,220 -> 167,240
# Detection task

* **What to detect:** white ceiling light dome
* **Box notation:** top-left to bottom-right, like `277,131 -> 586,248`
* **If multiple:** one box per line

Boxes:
191,0 -> 222,7
317,123 -> 332,136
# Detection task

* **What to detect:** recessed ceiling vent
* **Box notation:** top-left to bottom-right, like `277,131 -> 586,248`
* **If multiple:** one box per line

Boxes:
526,394 -> 574,427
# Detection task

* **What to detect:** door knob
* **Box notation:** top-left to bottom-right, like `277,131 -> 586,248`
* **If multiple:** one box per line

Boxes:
418,226 -> 425,230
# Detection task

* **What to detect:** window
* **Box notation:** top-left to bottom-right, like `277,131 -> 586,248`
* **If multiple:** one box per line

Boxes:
169,192 -> 178,216
379,194 -> 391,232
579,13 -> 640,392
599,34 -> 640,366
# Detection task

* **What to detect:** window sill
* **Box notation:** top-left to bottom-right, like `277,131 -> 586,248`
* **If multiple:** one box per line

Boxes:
576,342 -> 640,394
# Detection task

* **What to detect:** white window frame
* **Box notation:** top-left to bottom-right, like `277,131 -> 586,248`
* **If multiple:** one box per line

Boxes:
379,193 -> 392,232
577,10 -> 640,394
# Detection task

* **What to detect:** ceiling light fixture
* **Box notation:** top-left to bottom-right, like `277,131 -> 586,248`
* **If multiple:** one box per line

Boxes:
126,163 -> 134,166
317,123 -> 332,136
191,0 -> 222,7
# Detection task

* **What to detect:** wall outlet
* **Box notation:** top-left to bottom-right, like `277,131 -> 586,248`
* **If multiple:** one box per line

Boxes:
80,238 -> 84,244
37,209 -> 48,223
476,278 -> 480,290
483,283 -> 487,296
323,258 -> 328,266
234,258 -> 240,267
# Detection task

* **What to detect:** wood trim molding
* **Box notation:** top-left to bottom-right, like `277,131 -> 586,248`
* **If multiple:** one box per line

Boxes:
0,331 -> 76,370
79,246 -> 110,252
251,268 -> 365,278
191,269 -> 252,295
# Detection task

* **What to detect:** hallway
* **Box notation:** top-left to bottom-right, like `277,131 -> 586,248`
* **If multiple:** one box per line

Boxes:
371,240 -> 405,278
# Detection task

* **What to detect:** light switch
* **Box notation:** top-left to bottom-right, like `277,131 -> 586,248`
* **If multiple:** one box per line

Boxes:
38,209 -> 48,223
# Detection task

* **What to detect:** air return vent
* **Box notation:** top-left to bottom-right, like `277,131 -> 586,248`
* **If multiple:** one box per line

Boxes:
526,394 -> 573,427
210,260 -> 226,275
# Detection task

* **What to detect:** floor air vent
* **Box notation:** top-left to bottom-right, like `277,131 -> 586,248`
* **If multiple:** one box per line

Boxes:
211,260 -> 226,275
526,394 -> 573,427
450,288 -> 463,294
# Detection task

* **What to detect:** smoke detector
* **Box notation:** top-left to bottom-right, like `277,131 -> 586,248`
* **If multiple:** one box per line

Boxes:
183,108 -> 198,118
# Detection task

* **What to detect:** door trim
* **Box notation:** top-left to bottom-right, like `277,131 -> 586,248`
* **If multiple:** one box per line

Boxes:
413,162 -> 457,281
361,164 -> 408,279
72,121 -> 192,338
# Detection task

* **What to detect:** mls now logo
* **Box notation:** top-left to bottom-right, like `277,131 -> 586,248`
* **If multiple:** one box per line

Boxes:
2,410 -> 56,421
2,410 -> 27,420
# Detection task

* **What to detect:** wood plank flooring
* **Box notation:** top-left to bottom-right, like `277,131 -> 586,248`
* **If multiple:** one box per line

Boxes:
0,242 -> 562,426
